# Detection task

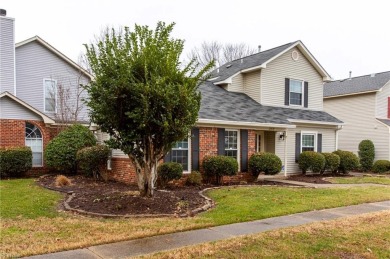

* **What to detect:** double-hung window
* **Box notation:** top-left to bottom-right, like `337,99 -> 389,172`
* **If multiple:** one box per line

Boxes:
44,79 -> 57,112
224,130 -> 238,159
171,139 -> 189,171
25,122 -> 43,167
289,79 -> 303,106
301,133 -> 316,152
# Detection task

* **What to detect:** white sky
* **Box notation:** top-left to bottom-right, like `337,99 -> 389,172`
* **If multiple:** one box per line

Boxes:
2,0 -> 389,80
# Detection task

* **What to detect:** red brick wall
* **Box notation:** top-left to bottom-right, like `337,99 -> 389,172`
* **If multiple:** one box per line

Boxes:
0,119 -> 53,176
247,129 -> 256,159
108,157 -> 138,185
199,127 -> 218,163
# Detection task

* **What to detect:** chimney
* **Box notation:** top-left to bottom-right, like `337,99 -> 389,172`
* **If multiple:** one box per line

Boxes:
0,9 -> 16,95
349,71 -> 352,80
258,45 -> 261,53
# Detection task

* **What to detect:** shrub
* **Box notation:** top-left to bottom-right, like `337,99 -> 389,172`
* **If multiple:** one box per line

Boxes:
358,140 -> 375,172
298,151 -> 325,174
45,124 -> 96,173
372,160 -> 390,174
55,175 -> 71,187
157,162 -> 183,188
249,152 -> 282,176
185,171 -> 202,186
202,155 -> 238,185
77,145 -> 110,179
333,150 -> 359,174
0,147 -> 32,177
321,152 -> 340,173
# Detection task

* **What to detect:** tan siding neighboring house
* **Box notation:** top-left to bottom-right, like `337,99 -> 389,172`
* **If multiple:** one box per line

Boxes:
243,70 -> 261,103
261,47 -> 324,110
324,93 -> 390,160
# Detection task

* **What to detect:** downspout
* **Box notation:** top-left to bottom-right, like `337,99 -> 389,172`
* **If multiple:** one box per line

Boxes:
335,125 -> 343,150
284,130 -> 288,177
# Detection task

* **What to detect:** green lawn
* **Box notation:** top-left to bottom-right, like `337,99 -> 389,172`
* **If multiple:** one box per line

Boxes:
1,179 -> 390,257
0,179 -> 62,219
145,211 -> 390,258
328,176 -> 390,185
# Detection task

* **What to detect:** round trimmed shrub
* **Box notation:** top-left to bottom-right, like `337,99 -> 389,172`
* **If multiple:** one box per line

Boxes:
202,155 -> 238,185
0,147 -> 32,177
77,145 -> 110,179
333,150 -> 359,174
358,140 -> 375,172
249,152 -> 282,176
185,171 -> 203,186
321,152 -> 340,173
372,160 -> 390,174
298,151 -> 325,174
45,124 -> 96,173
157,162 -> 183,188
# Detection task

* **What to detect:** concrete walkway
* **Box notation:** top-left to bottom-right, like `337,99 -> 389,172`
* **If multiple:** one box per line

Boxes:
26,200 -> 390,259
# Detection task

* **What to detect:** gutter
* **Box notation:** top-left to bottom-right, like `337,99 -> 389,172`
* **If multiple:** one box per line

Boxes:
197,119 -> 295,129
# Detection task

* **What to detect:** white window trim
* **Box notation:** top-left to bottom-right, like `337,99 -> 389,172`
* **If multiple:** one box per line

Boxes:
25,123 -> 44,167
300,131 -> 317,153
171,137 -> 191,174
43,78 -> 57,113
289,78 -> 304,107
225,129 -> 241,171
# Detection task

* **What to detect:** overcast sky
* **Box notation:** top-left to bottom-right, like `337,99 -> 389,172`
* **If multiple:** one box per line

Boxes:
2,0 -> 389,80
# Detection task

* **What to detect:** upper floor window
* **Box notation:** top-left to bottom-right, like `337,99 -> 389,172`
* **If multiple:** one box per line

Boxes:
301,133 -> 316,152
44,79 -> 57,112
225,130 -> 238,159
171,139 -> 189,171
25,122 -> 43,167
289,79 -> 303,106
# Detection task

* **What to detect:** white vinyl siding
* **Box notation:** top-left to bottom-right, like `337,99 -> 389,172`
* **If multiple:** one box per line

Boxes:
15,41 -> 90,121
376,81 -> 390,118
229,74 -> 244,92
261,47 -> 323,110
324,93 -> 390,161
0,96 -> 42,120
244,70 -> 261,102
0,16 -> 15,94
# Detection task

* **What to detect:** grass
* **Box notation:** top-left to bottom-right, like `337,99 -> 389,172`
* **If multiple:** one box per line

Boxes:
1,179 -> 390,257
144,211 -> 390,258
328,176 -> 390,185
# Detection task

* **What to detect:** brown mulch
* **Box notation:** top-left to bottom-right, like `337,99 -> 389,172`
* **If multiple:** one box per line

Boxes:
287,173 -> 351,184
37,175 -> 293,216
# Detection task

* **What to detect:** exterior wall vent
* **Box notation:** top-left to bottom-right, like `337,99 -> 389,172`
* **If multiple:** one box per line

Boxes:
0,9 -> 6,16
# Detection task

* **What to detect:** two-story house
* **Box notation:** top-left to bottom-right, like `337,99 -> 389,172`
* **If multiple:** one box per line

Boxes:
107,40 -> 343,184
324,72 -> 390,161
0,10 -> 92,173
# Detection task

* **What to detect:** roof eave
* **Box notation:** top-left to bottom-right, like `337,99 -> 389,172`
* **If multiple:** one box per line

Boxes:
288,119 -> 344,126
197,118 -> 295,129
324,90 -> 379,99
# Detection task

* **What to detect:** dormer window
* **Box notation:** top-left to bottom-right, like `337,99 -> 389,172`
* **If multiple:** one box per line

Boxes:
44,79 -> 57,112
289,79 -> 303,105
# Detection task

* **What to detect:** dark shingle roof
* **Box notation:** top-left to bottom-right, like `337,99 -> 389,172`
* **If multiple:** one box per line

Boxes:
198,82 -> 342,125
209,41 -> 297,83
377,118 -> 390,126
324,71 -> 390,97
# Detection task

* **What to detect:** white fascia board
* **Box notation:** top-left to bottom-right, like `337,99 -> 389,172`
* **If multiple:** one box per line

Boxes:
323,90 -> 379,99
241,64 -> 266,73
288,119 -> 344,126
376,119 -> 390,128
197,119 -> 295,129
0,91 -> 55,124
16,36 -> 94,80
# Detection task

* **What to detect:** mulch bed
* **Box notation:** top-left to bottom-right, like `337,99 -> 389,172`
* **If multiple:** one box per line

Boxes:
37,175 -> 293,216
287,173 -> 351,184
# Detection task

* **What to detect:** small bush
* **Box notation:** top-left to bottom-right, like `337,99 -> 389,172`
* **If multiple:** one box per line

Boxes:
55,175 -> 71,187
333,150 -> 359,174
372,160 -> 390,174
45,124 -> 96,173
202,155 -> 238,185
185,171 -> 202,186
298,151 -> 325,174
77,145 -> 110,179
321,152 -> 340,173
157,162 -> 183,188
358,140 -> 375,172
0,147 -> 32,177
249,152 -> 282,176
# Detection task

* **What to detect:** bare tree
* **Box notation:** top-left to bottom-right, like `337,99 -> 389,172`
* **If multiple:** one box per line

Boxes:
188,41 -> 256,70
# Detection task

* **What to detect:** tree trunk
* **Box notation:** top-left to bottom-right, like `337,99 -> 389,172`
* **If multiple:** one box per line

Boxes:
131,155 -> 158,197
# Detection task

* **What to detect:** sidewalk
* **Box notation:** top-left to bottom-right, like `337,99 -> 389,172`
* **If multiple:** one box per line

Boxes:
26,200 -> 390,259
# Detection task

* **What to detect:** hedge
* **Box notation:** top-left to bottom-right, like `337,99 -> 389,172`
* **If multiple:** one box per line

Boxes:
157,162 -> 183,188
333,150 -> 359,174
0,147 -> 32,177
358,140 -> 375,172
185,171 -> 202,186
298,151 -> 325,174
372,160 -> 390,174
77,145 -> 110,179
202,155 -> 238,185
321,152 -> 340,173
249,152 -> 282,176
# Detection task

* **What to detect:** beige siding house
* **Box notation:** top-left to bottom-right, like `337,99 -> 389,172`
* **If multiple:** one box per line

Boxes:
324,71 -> 390,161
